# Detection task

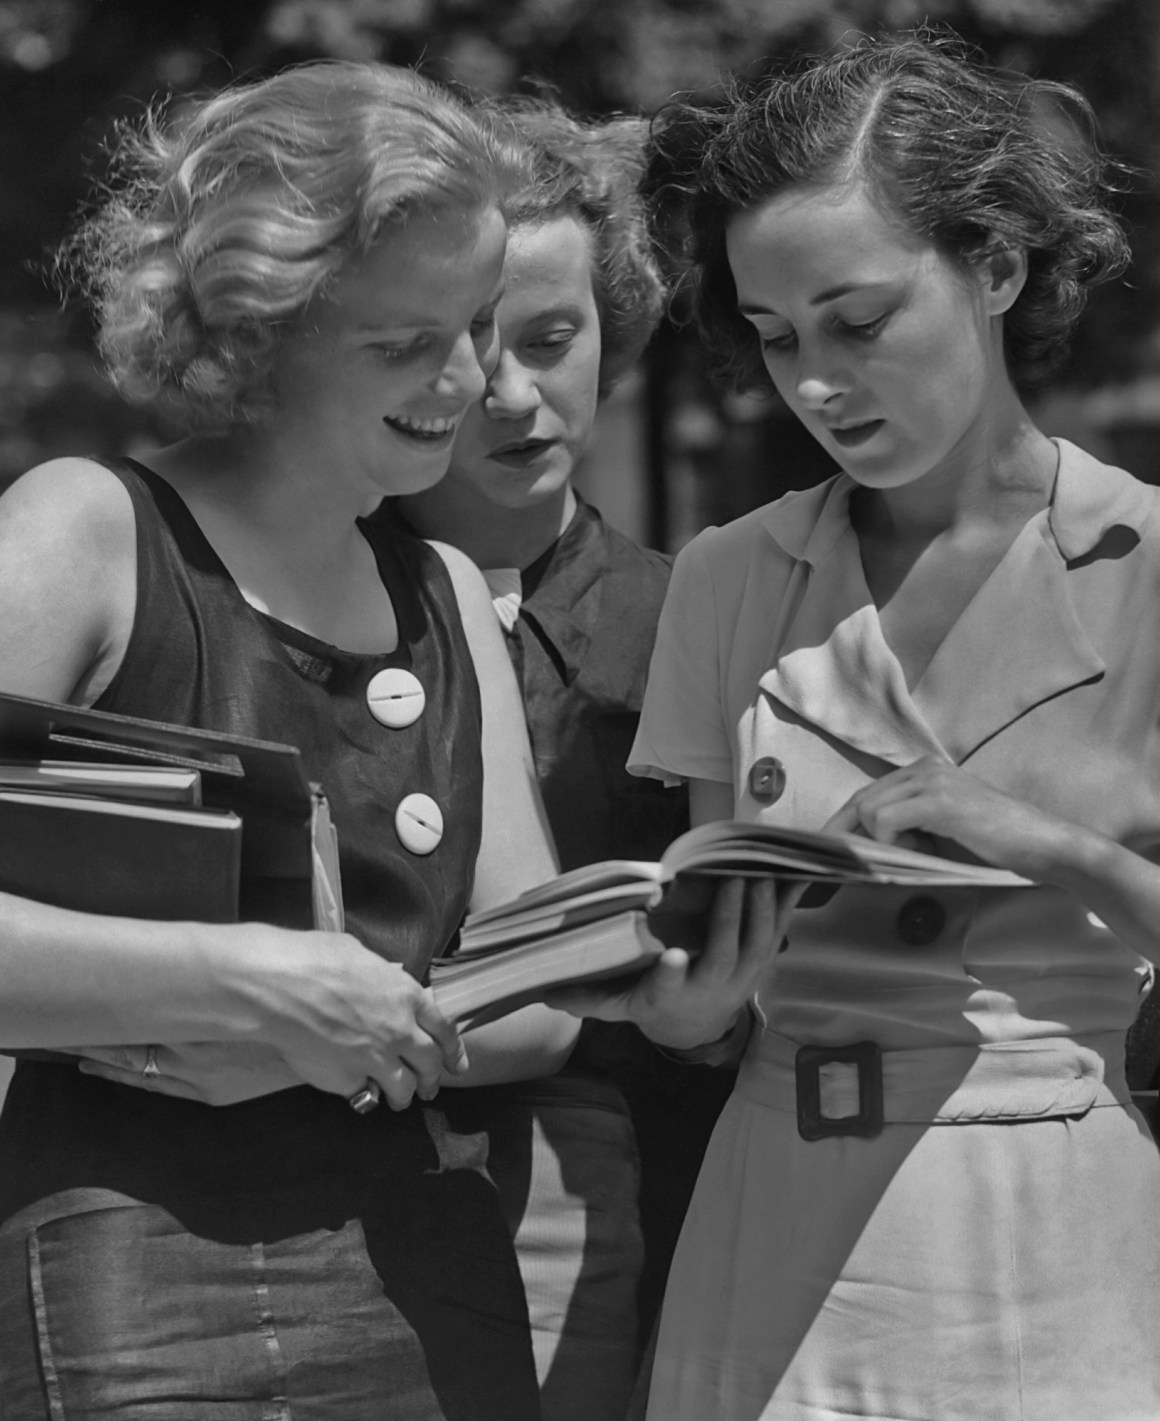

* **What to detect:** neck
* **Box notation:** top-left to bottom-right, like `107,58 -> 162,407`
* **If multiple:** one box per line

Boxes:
852,392 -> 1057,544
399,479 -> 577,571
148,429 -> 378,558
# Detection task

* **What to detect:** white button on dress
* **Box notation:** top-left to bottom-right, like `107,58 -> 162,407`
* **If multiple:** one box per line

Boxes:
395,792 -> 443,855
366,667 -> 425,728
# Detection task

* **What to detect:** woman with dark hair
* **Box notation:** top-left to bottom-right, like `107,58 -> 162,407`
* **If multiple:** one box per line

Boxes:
397,99 -> 734,1420
557,30 -> 1160,1420
0,60 -> 582,1420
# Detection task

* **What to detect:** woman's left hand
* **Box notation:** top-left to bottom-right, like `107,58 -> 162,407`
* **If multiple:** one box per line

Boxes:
548,875 -> 795,1051
76,1041 -> 306,1105
829,754 -> 1073,882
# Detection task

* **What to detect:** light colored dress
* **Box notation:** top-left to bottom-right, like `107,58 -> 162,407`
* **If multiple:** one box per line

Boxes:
630,440 -> 1160,1421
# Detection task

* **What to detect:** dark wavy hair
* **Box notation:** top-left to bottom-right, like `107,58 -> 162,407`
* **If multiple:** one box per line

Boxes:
650,31 -> 1130,394
488,98 -> 664,397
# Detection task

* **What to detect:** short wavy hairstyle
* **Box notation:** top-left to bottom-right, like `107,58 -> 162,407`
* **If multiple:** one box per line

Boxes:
488,98 -> 664,397
650,31 -> 1130,394
58,61 -> 528,432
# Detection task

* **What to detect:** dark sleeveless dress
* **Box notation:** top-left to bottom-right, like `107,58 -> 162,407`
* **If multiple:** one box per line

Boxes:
0,460 -> 540,1420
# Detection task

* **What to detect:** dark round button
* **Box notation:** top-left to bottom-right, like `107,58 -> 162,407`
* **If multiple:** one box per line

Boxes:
896,895 -> 947,947
748,756 -> 787,805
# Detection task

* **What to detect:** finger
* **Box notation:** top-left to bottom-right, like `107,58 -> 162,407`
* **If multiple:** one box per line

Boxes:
72,1045 -> 147,1072
821,797 -> 864,836
546,948 -> 691,1020
732,877 -> 786,980
77,1061 -> 204,1102
374,1063 -> 420,1112
692,877 -> 748,984
397,1047 -> 446,1101
414,995 -> 469,1075
858,795 -> 934,843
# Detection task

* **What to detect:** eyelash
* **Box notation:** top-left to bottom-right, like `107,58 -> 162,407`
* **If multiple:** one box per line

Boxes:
528,329 -> 577,355
759,313 -> 889,353
372,339 -> 422,362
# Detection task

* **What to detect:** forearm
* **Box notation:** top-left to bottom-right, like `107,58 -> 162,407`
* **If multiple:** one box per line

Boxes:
1039,823 -> 1160,965
0,892 -> 267,1049
440,1002 -> 580,1088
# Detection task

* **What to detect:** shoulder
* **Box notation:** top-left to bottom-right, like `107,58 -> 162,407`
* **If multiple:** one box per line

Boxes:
424,537 -> 490,603
1,456 -> 137,561
581,505 -> 674,617
674,477 -> 839,585
0,458 -> 139,702
1049,439 -> 1160,562
423,538 -> 499,646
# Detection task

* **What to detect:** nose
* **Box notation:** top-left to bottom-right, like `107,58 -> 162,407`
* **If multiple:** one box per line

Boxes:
483,350 -> 541,421
434,329 -> 489,406
794,344 -> 848,412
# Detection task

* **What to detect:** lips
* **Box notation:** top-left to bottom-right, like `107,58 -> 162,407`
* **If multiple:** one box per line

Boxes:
383,413 -> 458,443
487,438 -> 556,468
828,420 -> 884,448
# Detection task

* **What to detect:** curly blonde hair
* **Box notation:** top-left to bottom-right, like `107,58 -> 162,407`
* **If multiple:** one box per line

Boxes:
488,98 -> 664,397
60,62 -> 528,432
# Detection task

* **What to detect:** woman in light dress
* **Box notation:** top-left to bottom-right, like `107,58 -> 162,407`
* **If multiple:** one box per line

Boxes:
559,31 -> 1160,1421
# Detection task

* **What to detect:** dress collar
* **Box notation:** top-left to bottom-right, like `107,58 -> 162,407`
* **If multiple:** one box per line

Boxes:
757,441 -> 1150,768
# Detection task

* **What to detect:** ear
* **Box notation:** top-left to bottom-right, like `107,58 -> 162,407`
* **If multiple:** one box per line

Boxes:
978,244 -> 1028,317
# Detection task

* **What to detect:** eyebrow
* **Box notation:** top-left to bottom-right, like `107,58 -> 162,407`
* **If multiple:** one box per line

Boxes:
524,303 -> 587,323
738,280 -> 893,317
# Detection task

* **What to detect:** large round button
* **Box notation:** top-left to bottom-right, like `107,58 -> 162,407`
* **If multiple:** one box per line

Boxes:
748,756 -> 787,805
896,896 -> 947,947
395,793 -> 444,855
366,668 -> 425,729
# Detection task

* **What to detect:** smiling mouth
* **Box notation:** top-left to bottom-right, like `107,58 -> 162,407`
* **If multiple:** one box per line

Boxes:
383,413 -> 458,443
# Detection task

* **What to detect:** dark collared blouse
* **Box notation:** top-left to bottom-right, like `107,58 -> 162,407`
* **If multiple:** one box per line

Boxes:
508,496 -> 689,870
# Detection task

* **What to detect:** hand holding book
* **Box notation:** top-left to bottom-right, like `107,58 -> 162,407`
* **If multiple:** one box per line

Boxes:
545,874 -> 795,1055
428,818 -> 1032,1029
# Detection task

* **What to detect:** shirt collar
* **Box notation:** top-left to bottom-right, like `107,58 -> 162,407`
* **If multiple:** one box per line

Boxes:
518,495 -> 607,686
758,438 -> 1155,569
1046,438 -> 1156,560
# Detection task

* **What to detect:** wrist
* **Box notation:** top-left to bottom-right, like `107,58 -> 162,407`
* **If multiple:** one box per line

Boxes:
191,920 -> 285,1045
654,1005 -> 755,1067
1035,817 -> 1119,893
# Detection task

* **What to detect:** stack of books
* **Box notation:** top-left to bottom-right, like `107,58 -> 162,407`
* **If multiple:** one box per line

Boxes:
0,691 -> 342,931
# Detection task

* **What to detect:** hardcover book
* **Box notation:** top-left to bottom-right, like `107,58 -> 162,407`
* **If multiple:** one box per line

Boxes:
0,691 -> 343,933
429,819 -> 1034,1026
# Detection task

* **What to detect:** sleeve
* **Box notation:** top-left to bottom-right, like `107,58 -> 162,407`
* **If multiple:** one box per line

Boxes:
628,529 -> 734,787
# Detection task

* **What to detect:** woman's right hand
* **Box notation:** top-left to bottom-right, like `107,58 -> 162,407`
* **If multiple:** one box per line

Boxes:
220,924 -> 468,1110
548,875 -> 799,1051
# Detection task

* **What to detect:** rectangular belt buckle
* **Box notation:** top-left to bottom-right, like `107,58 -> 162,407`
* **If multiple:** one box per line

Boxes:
795,1041 -> 884,1141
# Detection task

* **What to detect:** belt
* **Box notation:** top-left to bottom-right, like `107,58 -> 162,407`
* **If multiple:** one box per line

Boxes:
737,1030 -> 1127,1141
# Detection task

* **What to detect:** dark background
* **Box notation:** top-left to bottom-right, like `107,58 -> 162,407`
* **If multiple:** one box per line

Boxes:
2,0 -> 1158,547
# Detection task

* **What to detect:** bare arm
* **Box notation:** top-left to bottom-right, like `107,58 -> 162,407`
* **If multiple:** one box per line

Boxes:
430,540 -> 579,1085
833,754 -> 1160,965
0,461 -> 465,1107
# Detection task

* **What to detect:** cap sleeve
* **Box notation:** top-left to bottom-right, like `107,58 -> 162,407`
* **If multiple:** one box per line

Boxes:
629,530 -> 733,787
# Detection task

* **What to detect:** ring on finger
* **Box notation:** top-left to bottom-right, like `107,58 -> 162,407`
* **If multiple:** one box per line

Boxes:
347,1079 -> 382,1115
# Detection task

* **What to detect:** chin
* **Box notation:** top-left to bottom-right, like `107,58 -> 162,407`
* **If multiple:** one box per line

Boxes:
385,461 -> 454,499
486,467 -> 572,512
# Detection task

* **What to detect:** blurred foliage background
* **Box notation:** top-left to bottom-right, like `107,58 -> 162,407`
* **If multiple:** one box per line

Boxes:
2,0 -> 1159,546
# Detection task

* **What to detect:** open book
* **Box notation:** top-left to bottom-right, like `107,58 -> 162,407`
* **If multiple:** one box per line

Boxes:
428,819 -> 1033,1027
